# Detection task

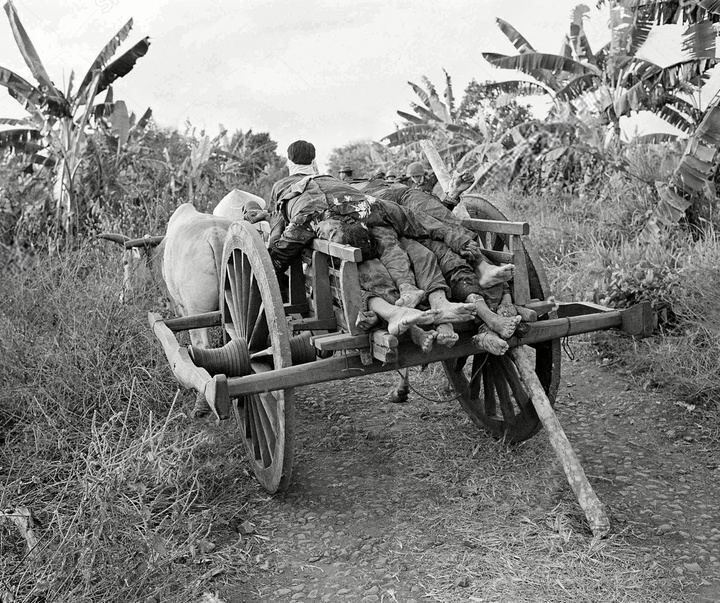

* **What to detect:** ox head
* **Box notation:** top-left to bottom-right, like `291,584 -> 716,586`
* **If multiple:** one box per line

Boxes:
98,233 -> 166,303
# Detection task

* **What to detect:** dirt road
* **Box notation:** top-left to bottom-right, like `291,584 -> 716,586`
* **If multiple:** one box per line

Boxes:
217,347 -> 719,603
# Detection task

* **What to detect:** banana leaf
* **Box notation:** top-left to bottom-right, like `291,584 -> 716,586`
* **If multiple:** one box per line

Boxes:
555,73 -> 601,102
495,18 -> 536,54
634,132 -> 682,144
409,103 -> 443,123
383,125 -> 438,147
477,79 -> 549,97
443,69 -> 455,116
77,19 -> 134,99
482,52 -> 601,77
3,0 -> 66,114
445,123 -> 485,143
408,81 -> 431,110
93,37 -> 151,97
682,20 -> 716,60
0,127 -> 40,148
658,104 -> 696,134
0,67 -> 42,112
396,110 -> 426,125
641,97 -> 720,240
697,0 -> 720,15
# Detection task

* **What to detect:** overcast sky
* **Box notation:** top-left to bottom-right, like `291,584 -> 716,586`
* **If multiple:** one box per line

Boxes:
0,0 -> 695,170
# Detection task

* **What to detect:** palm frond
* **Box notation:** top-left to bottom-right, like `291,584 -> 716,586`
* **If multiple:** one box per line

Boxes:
634,132 -> 682,144
641,94 -> 720,240
697,0 -> 720,15
681,20 -> 716,60
443,69 -> 455,116
0,67 -> 42,113
555,73 -> 601,102
658,104 -> 697,134
495,18 -> 536,53
475,79 -> 550,97
396,110 -> 426,125
3,0 -> 66,114
383,124 -> 440,147
483,52 -> 601,77
77,18 -> 134,99
410,102 -> 443,122
93,37 -> 151,97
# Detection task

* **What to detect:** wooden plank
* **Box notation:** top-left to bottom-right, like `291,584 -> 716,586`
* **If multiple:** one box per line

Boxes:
420,139 -> 452,191
311,332 -> 370,351
370,330 -> 399,364
310,250 -> 334,321
479,249 -> 515,264
290,317 -> 338,331
288,259 -> 306,307
510,346 -> 610,538
460,218 -> 530,236
509,235 -> 531,306
310,239 -> 363,262
164,311 -> 222,331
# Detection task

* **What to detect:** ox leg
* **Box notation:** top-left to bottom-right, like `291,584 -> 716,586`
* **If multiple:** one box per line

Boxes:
387,368 -> 410,404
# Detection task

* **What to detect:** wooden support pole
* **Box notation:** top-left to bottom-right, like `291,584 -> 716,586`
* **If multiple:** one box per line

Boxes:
420,139 -> 452,192
510,346 -> 610,538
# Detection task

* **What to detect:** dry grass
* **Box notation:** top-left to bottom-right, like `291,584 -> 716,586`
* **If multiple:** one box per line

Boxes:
0,244 -> 260,603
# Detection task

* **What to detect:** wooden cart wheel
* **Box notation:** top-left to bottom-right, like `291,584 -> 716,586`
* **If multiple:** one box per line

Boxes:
221,221 -> 295,493
443,194 -> 561,443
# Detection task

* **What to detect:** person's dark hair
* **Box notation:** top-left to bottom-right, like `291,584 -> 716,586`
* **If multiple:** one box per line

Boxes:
338,221 -> 377,260
287,140 -> 315,165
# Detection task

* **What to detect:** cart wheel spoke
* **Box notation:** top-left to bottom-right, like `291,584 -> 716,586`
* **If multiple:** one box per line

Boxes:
221,222 -> 295,493
498,355 -> 531,411
441,195 -> 560,443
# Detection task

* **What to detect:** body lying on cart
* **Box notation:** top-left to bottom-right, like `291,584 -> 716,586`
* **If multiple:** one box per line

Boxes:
149,195 -> 653,507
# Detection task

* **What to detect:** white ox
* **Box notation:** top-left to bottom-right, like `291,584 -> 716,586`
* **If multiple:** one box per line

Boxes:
163,190 -> 267,349
101,190 -> 267,350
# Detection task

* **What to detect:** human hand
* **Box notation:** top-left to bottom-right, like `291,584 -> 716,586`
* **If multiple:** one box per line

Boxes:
449,170 -> 474,197
459,240 -> 483,260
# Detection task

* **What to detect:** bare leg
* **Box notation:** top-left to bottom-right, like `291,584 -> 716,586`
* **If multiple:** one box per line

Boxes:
395,282 -> 425,308
472,324 -> 509,355
434,323 -> 459,348
367,297 -> 441,336
408,324 -> 436,353
466,293 -> 520,338
475,260 -> 515,288
427,290 -> 476,324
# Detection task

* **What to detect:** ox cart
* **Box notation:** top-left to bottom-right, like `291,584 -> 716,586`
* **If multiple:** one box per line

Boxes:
148,194 -> 652,536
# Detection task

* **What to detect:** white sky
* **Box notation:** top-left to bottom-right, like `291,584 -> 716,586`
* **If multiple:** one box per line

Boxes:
0,0 -> 700,170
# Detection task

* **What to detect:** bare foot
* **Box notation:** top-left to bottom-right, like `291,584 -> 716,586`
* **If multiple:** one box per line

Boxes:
408,324 -> 436,353
496,302 -> 518,318
477,262 -> 515,288
395,283 -> 425,309
472,325 -> 509,355
431,299 -> 477,324
434,323 -> 459,348
356,310 -> 379,331
485,313 -> 521,339
386,306 -> 441,336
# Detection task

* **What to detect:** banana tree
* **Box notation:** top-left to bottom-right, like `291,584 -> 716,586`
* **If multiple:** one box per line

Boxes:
0,0 -> 150,249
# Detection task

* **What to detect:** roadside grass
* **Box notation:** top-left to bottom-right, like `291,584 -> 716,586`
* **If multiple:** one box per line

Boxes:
0,245 -> 259,603
395,366 -> 676,603
483,186 -> 720,410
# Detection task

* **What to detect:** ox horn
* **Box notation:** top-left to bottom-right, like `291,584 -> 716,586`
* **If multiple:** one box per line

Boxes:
98,233 -> 131,246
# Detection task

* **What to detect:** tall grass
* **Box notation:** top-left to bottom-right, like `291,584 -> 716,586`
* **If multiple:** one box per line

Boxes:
484,149 -> 720,408
0,245 -> 256,603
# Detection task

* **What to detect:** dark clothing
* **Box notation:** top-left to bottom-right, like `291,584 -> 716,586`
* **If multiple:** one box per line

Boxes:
268,175 -> 475,274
